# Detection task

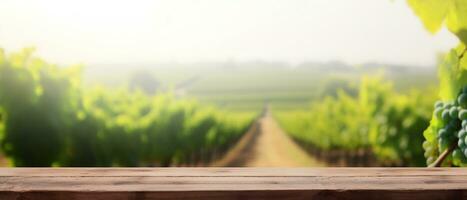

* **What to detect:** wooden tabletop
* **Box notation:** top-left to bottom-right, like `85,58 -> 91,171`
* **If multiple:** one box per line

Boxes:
0,168 -> 466,200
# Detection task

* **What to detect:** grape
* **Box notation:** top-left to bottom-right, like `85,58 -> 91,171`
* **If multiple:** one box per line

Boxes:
425,91 -> 467,166
427,147 -> 434,155
438,129 -> 448,138
435,107 -> 444,119
426,156 -> 435,165
458,129 -> 467,138
424,150 -> 431,158
453,149 -> 463,160
446,102 -> 454,107
453,148 -> 467,163
435,101 -> 444,108
459,109 -> 467,120
457,149 -> 467,162
458,138 -> 465,148
422,140 -> 431,150
444,103 -> 453,110
458,93 -> 467,108
442,110 -> 451,122
462,155 -> 467,163
446,122 -> 458,132
439,138 -> 450,151
450,107 -> 459,119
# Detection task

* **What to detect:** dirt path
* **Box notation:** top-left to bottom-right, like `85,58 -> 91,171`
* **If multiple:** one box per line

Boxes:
212,107 -> 325,167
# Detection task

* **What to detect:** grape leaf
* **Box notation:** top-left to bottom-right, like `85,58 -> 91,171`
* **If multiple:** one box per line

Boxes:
438,48 -> 459,100
408,0 -> 467,44
458,44 -> 467,71
423,123 -> 437,144
407,0 -> 450,33
447,0 -> 467,44
438,44 -> 467,100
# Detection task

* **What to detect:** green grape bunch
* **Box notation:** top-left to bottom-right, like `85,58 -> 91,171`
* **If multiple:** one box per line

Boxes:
424,87 -> 467,166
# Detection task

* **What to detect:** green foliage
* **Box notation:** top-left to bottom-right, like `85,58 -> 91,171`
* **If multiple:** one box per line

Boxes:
0,108 -> 4,142
408,0 -> 467,43
275,76 -> 433,166
407,0 -> 450,33
408,0 -> 467,166
368,90 -> 433,166
421,46 -> 467,167
0,48 -> 255,167
437,44 -> 467,100
318,77 -> 358,98
0,48 -> 80,166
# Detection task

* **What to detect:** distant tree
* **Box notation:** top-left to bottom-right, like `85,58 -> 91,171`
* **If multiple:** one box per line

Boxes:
129,70 -> 160,95
319,78 -> 358,98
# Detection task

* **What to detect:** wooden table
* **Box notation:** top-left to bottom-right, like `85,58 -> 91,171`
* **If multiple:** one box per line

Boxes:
0,168 -> 466,200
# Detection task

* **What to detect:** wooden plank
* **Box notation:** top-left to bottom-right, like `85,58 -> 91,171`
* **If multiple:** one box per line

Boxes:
0,190 -> 465,200
0,168 -> 467,200
2,167 -> 467,177
2,176 -> 467,190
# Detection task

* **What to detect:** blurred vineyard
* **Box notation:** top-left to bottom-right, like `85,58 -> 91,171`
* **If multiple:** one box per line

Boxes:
0,47 -> 441,167
0,49 -> 255,167
274,0 -> 467,168
0,0 -> 465,168
0,48 -> 445,167
274,76 -> 435,166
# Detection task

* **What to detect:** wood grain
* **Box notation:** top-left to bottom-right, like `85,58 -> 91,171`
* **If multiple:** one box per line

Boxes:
0,168 -> 466,200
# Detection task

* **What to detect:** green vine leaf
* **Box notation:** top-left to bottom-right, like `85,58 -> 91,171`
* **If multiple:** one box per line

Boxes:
447,0 -> 467,44
407,0 -> 450,33
408,0 -> 467,43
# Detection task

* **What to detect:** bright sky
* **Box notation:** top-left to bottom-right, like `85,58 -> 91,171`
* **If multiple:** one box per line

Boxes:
0,0 -> 459,66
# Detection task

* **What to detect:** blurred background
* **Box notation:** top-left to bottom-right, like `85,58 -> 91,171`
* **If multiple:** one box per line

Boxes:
0,0 -> 461,167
